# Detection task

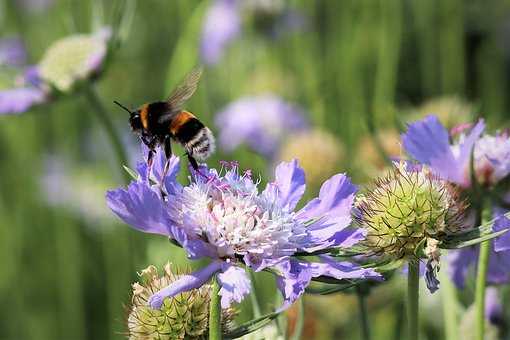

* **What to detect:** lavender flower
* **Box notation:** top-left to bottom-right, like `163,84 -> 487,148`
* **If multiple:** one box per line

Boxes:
200,0 -> 242,65
106,146 -> 381,311
215,95 -> 308,159
200,0 -> 305,65
0,40 -> 46,115
402,115 -> 510,287
0,38 -> 27,67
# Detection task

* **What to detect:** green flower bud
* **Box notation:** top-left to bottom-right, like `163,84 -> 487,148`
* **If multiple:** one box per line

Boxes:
127,263 -> 234,340
39,30 -> 110,92
356,162 -> 465,259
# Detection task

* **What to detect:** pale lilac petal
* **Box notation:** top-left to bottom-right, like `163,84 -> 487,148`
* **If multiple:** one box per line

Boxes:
148,261 -> 223,309
402,115 -> 464,184
0,87 -> 46,115
217,264 -> 251,308
267,159 -> 306,211
106,181 -> 172,236
200,0 -> 241,65
297,174 -> 357,251
168,225 -> 219,260
313,255 -> 382,281
457,119 -> 485,176
274,259 -> 313,311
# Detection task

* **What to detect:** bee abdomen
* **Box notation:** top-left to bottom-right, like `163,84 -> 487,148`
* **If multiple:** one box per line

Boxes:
185,127 -> 215,161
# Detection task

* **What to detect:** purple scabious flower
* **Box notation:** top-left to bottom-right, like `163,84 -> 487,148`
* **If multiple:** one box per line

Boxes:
199,0 -> 306,65
214,95 -> 308,159
106,146 -> 381,310
402,115 -> 510,287
0,38 -> 27,67
200,0 -> 242,65
0,39 -> 47,115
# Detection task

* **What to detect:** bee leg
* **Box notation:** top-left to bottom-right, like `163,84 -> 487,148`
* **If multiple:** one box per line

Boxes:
159,136 -> 173,196
187,153 -> 199,171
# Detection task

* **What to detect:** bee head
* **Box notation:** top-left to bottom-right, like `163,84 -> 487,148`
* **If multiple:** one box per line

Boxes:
129,111 -> 143,132
114,100 -> 142,133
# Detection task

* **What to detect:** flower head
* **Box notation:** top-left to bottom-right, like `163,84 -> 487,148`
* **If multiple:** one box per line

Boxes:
402,115 -> 510,287
357,162 -> 465,258
39,29 -> 111,92
215,95 -> 308,159
107,146 -> 381,310
127,263 -> 234,339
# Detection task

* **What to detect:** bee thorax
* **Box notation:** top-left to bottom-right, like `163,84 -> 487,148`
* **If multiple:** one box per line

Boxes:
185,127 -> 215,161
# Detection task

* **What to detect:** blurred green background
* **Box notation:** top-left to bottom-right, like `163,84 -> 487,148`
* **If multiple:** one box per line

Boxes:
1,0 -> 510,339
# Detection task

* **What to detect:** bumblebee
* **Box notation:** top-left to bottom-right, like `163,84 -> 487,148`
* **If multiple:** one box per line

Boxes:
114,67 -> 215,175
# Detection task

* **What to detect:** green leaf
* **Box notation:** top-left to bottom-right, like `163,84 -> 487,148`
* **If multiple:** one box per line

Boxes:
440,212 -> 510,249
122,165 -> 138,180
223,312 -> 281,339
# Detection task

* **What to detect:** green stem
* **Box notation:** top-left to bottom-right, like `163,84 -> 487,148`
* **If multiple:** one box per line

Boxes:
84,86 -> 130,183
407,260 -> 419,340
209,275 -> 222,340
440,260 -> 458,340
475,239 -> 491,340
357,287 -> 371,340
248,270 -> 262,318
290,298 -> 305,340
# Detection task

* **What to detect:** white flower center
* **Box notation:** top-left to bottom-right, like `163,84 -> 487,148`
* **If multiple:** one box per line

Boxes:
172,169 -> 307,260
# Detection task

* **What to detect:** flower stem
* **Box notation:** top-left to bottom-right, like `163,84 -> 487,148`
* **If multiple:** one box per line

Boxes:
84,86 -> 130,183
290,298 -> 305,340
440,260 -> 458,340
356,286 -> 371,340
475,239 -> 491,340
248,269 -> 262,318
407,260 -> 419,340
209,275 -> 222,340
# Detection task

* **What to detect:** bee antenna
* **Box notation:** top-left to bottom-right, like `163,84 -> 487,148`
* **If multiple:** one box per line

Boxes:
113,100 -> 134,115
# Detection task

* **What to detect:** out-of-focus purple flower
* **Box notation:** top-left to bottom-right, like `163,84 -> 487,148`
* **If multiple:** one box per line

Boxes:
485,287 -> 503,326
0,38 -> 27,67
0,86 -> 45,114
106,146 -> 381,310
200,0 -> 306,65
200,0 -> 241,65
215,95 -> 308,158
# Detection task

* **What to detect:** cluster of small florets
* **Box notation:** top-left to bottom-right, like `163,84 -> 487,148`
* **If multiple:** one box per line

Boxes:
127,263 -> 233,340
356,163 -> 465,259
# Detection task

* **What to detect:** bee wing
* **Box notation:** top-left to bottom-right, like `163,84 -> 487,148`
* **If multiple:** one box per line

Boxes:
166,66 -> 203,111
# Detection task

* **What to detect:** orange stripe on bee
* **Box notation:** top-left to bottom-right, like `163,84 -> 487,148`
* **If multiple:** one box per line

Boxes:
140,104 -> 149,130
170,110 -> 195,135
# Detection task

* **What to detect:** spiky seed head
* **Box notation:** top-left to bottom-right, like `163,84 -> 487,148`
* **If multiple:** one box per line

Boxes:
356,162 -> 465,259
39,30 -> 110,92
127,263 -> 234,340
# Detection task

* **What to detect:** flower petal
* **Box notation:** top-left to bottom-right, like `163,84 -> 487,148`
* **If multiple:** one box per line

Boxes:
168,225 -> 219,260
297,174 -> 357,251
447,247 -> 477,288
217,264 -> 251,308
0,87 -> 46,115
264,159 -> 306,211
402,115 -> 464,184
106,180 -> 172,236
457,119 -> 485,174
274,259 -> 313,311
148,261 -> 223,309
